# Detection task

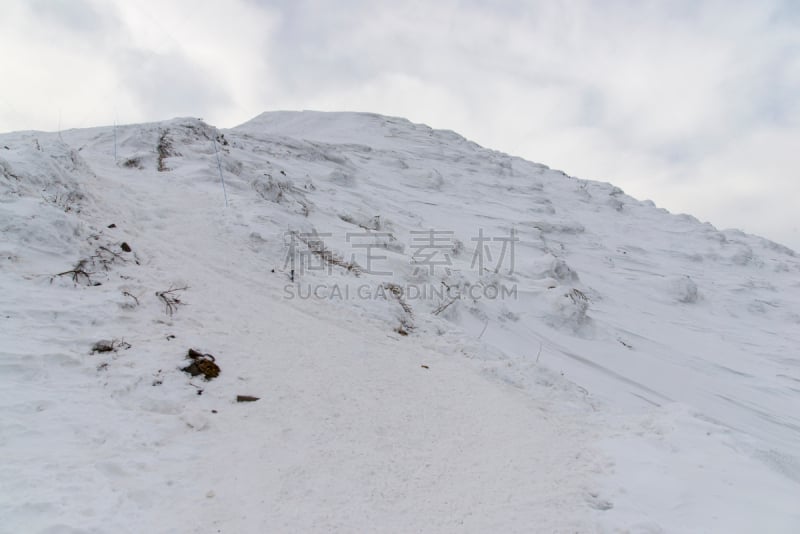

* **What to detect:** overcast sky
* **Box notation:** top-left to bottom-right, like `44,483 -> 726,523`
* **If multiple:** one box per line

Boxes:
2,0 -> 798,250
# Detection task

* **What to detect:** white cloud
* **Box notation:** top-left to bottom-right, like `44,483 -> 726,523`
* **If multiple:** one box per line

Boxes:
1,0 -> 798,249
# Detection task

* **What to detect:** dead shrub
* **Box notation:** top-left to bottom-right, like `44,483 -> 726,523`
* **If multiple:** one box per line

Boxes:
156,286 -> 188,316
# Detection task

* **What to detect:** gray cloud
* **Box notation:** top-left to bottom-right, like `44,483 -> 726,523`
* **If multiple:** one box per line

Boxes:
1,0 -> 798,249
27,0 -> 111,33
114,48 -> 232,120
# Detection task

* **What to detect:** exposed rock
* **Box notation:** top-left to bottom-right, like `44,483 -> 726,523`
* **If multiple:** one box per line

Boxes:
92,339 -> 115,353
182,349 -> 220,380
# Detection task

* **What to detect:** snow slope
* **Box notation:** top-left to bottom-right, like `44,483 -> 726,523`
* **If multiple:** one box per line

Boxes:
1,111 -> 799,532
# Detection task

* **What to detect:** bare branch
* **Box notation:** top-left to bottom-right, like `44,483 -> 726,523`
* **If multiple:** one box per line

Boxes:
155,286 -> 189,316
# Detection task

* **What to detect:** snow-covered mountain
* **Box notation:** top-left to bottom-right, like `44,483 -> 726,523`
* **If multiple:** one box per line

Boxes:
1,111 -> 799,533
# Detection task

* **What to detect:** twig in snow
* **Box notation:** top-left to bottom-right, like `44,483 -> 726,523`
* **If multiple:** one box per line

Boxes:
292,231 -> 362,276
155,286 -> 188,316
56,259 -> 93,285
383,283 -> 414,335
478,319 -> 489,339
93,246 -> 126,270
432,296 -> 458,316
122,291 -> 140,306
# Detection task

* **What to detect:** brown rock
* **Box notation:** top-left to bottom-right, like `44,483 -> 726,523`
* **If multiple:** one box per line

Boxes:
182,349 -> 220,380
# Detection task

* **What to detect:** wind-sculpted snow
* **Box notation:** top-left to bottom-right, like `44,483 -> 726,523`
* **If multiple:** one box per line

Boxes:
1,111 -> 798,532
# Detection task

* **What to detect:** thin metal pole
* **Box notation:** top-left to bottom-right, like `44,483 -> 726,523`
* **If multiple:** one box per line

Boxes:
212,130 -> 229,207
